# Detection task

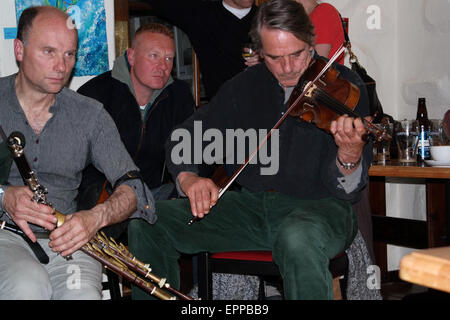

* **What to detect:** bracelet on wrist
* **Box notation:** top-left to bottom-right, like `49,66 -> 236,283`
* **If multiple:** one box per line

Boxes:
337,156 -> 361,170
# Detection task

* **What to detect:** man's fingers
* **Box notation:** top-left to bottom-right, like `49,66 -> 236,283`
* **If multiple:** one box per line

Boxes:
49,216 -> 86,256
52,234 -> 82,257
201,188 -> 212,214
182,175 -> 219,219
188,192 -> 199,218
210,187 -> 219,207
192,188 -> 208,218
15,220 -> 37,243
20,211 -> 57,231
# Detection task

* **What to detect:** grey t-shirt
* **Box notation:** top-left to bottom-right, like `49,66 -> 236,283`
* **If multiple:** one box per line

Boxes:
0,74 -> 156,232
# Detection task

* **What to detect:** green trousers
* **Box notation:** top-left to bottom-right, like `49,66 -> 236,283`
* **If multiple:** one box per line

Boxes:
128,190 -> 357,300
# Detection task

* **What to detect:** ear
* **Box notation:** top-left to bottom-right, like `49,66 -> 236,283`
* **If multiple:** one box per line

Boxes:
14,39 -> 24,62
126,48 -> 135,67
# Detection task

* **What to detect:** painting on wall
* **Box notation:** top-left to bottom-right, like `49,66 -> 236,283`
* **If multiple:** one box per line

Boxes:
15,0 -> 109,76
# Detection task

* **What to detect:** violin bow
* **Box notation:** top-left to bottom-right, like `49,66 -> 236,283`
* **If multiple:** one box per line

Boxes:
188,46 -> 346,226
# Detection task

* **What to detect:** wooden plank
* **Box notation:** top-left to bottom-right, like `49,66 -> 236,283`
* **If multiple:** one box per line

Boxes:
332,277 -> 342,300
369,163 -> 450,179
114,0 -> 129,21
426,180 -> 449,247
399,247 -> 450,293
114,0 -> 129,57
369,176 -> 387,278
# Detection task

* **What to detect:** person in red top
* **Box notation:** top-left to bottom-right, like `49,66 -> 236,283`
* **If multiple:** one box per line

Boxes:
296,0 -> 345,64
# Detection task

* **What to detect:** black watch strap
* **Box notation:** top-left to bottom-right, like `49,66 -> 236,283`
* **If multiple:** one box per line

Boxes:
112,170 -> 142,190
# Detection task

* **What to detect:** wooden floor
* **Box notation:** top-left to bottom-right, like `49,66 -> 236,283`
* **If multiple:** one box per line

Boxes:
381,281 -> 427,300
381,280 -> 450,300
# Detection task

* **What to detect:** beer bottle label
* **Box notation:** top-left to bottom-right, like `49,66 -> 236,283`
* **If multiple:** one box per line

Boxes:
418,129 -> 431,160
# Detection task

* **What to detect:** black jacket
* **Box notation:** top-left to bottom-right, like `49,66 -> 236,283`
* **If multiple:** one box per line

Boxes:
77,71 -> 195,207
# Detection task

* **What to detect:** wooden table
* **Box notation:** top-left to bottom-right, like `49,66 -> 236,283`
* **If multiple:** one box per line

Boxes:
399,246 -> 450,293
369,161 -> 450,280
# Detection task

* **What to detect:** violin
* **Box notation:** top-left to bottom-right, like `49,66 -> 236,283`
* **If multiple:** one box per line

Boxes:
286,58 -> 391,142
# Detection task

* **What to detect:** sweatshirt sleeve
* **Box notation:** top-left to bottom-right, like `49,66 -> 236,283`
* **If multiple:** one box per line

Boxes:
320,63 -> 373,202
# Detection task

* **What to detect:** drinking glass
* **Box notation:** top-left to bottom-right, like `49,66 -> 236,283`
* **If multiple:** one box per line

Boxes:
396,120 -> 418,163
376,123 -> 393,164
429,119 -> 449,146
242,43 -> 258,61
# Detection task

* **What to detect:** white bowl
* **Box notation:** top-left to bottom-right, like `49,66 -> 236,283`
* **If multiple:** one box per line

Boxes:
430,145 -> 450,161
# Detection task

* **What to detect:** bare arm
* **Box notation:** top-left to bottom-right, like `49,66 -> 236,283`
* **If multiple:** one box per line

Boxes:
49,184 -> 137,256
315,44 -> 332,60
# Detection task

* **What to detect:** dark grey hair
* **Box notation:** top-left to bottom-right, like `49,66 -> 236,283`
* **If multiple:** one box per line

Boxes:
249,0 -> 315,51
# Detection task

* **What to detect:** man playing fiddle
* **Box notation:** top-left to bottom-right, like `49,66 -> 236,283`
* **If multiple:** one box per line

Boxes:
129,0 -> 372,300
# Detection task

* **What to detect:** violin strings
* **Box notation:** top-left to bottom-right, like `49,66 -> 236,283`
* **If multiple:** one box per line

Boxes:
314,88 -> 387,140
314,89 -> 360,118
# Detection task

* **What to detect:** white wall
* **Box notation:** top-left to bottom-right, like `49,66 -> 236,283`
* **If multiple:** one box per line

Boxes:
0,0 -> 115,90
329,0 -> 450,120
329,0 -> 450,270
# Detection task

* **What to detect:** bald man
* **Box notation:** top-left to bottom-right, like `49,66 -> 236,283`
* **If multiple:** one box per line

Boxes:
0,6 -> 154,299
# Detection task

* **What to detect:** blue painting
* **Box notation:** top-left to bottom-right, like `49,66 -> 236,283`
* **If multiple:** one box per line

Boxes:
15,0 -> 109,76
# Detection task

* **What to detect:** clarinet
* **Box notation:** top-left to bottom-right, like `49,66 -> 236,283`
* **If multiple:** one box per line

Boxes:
6,131 -> 192,300
7,132 -> 67,227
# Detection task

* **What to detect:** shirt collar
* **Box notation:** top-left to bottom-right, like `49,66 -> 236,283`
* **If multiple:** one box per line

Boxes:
222,1 -> 252,19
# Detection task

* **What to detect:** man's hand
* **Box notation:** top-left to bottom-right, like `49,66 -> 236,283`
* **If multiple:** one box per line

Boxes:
48,184 -> 136,257
330,115 -> 369,173
3,185 -> 57,242
178,172 -> 219,219
49,209 -> 101,257
244,54 -> 262,67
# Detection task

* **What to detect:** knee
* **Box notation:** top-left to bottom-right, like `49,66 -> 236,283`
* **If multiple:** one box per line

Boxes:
2,266 -> 52,299
58,285 -> 102,300
53,256 -> 103,300
277,221 -> 323,250
274,221 -> 328,263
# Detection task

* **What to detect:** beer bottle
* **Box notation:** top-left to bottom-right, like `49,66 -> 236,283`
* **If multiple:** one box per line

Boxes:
416,97 -> 431,161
